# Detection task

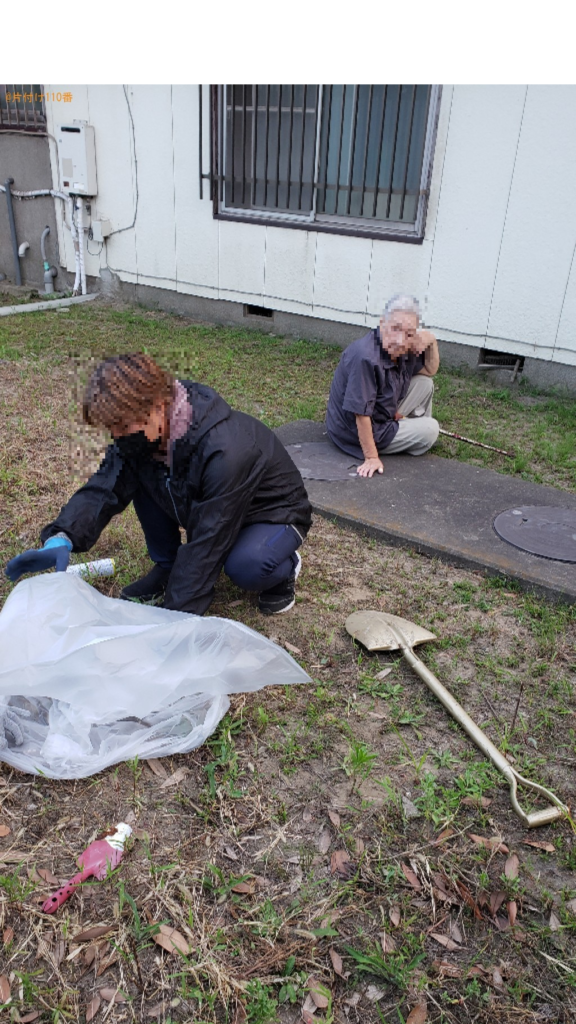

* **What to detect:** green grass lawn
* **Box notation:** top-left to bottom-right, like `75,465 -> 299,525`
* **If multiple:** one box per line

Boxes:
0,300 -> 574,492
1,300 -> 576,1023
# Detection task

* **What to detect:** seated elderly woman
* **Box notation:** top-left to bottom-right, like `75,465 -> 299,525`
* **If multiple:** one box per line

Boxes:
326,294 -> 440,478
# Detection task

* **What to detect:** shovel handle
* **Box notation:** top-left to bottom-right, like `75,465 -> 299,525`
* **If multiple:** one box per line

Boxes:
400,645 -> 569,829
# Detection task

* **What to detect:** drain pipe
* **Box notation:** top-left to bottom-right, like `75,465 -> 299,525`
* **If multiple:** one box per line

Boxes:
75,197 -> 86,296
4,178 -> 22,285
41,226 -> 57,294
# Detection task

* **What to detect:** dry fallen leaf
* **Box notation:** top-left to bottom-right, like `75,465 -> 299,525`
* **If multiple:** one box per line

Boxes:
73,925 -> 114,942
566,898 -> 576,915
53,940 -> 66,967
505,854 -> 520,880
146,758 -> 168,778
461,796 -> 492,809
330,849 -> 354,880
365,984 -> 386,1002
86,994 -> 102,1022
469,834 -> 509,854
2,926 -> 14,945
508,900 -> 518,927
152,923 -> 190,956
375,667 -> 393,680
284,641 -> 302,655
432,959 -> 462,979
492,967 -> 505,991
96,954 -> 118,978
0,824 -> 10,837
303,809 -> 313,823
447,919 -> 463,944
0,851 -> 30,863
160,766 -> 189,789
343,992 -> 361,1007
433,827 -> 455,845
431,932 -> 459,951
457,880 -> 483,920
99,987 -> 127,1002
318,830 -> 331,854
493,915 -> 510,932
82,944 -> 98,967
146,1003 -> 165,1018
20,1012 -> 40,1022
489,891 -> 507,917
380,931 -> 397,953
522,840 -> 555,854
37,867 -> 60,886
222,846 -> 239,861
0,974 -> 10,1002
549,910 -> 561,932
231,881 -> 255,895
389,906 -> 401,927
308,978 -> 329,1009
401,862 -> 422,890
329,948 -> 345,977
327,810 -> 341,828
355,837 -> 365,856
406,1002 -> 428,1024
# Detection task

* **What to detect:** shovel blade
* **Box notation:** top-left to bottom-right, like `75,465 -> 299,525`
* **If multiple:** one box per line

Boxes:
346,610 -> 436,651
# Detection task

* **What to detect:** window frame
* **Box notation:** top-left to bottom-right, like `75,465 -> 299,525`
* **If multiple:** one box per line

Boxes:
0,85 -> 47,133
210,85 -> 442,244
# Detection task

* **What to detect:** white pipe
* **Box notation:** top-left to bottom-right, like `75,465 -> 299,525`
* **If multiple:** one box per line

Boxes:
0,293 -> 98,317
0,185 -> 84,292
18,241 -> 30,257
76,197 -> 86,296
70,201 -> 81,295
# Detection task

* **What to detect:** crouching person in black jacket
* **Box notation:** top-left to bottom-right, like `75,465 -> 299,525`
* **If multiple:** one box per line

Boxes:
7,353 -> 312,616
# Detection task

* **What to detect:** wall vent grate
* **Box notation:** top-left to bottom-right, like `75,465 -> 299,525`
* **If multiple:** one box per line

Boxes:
478,348 -> 524,372
244,304 -> 274,319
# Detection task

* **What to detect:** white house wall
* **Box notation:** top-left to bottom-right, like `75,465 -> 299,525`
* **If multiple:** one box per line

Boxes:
44,84 -> 576,365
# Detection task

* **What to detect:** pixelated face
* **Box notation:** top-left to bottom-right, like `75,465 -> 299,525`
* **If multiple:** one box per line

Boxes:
379,312 -> 419,359
111,401 -> 167,443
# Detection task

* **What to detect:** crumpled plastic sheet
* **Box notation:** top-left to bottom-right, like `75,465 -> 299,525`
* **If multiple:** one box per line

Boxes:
0,574 -> 311,779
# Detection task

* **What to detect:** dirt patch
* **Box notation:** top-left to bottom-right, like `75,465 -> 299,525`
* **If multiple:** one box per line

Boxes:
0,316 -> 575,1022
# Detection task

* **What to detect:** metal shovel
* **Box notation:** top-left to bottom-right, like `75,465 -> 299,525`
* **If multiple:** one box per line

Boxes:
346,610 -> 569,828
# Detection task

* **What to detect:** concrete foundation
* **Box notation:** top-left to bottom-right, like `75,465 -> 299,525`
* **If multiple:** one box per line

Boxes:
101,273 -> 576,396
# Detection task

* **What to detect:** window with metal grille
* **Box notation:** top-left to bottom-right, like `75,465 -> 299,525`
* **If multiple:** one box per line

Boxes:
0,85 -> 46,132
211,85 -> 441,241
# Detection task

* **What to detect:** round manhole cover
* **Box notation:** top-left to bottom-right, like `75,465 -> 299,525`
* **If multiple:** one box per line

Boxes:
285,441 -> 361,481
493,505 -> 576,562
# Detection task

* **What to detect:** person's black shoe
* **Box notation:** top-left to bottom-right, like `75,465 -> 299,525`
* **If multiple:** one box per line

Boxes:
258,553 -> 302,615
120,564 -> 172,604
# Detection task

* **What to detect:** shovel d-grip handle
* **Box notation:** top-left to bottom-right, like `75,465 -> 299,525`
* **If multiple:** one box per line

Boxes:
399,644 -> 569,829
42,870 -> 90,914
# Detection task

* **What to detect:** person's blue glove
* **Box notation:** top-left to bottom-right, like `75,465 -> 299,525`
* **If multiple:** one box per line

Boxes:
4,536 -> 73,583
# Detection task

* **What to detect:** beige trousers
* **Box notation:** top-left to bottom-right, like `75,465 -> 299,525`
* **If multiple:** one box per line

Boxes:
380,375 -> 439,456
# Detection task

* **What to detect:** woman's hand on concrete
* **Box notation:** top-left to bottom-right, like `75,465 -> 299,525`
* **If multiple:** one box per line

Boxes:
357,457 -> 384,478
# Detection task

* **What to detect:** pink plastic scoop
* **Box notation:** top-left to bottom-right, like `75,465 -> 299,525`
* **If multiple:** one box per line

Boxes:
42,823 -> 132,914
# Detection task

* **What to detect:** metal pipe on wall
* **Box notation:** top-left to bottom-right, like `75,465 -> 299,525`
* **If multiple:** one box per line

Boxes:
4,178 -> 22,285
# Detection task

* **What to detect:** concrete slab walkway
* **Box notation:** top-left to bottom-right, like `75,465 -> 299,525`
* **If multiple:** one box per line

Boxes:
275,421 -> 576,604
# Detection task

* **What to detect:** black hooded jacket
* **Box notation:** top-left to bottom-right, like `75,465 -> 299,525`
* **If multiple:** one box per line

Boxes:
40,382 -> 312,615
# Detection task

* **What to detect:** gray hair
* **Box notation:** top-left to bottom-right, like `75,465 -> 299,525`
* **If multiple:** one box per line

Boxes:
382,294 -> 420,322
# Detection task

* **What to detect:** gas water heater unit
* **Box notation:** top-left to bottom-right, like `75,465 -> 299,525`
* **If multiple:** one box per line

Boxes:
57,122 -> 97,196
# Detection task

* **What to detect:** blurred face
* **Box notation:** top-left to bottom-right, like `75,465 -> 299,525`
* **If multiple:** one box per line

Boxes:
379,311 -> 419,359
111,400 -> 168,445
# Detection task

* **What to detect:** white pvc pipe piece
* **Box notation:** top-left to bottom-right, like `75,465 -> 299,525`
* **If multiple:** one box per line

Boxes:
66,558 -> 116,579
76,197 -> 86,296
0,293 -> 98,317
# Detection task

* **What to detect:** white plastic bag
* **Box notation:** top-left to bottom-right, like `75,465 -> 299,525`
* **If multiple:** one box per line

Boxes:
0,573 -> 310,779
